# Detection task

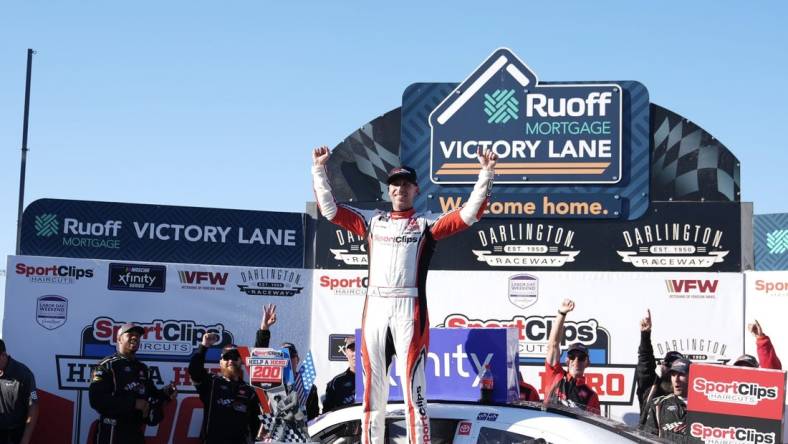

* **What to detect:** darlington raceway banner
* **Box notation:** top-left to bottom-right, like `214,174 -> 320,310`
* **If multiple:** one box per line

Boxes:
745,270 -> 788,443
20,199 -> 306,268
315,202 -> 743,272
4,255 -> 312,444
310,269 -> 744,424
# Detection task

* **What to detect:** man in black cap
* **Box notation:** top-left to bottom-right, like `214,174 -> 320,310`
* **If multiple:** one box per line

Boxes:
322,336 -> 356,413
644,358 -> 698,440
89,323 -> 176,444
0,339 -> 38,444
636,309 -> 686,427
313,145 -> 497,444
189,332 -> 263,443
544,299 -> 600,414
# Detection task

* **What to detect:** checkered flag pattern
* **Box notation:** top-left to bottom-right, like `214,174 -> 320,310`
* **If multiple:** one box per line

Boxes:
295,351 -> 316,408
324,109 -> 401,203
651,104 -> 740,202
259,413 -> 310,443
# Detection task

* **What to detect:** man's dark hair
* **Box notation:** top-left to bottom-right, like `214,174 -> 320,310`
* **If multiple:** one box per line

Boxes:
0,339 -> 6,354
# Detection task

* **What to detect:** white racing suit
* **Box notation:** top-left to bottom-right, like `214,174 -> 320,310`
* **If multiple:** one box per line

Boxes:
312,165 -> 493,444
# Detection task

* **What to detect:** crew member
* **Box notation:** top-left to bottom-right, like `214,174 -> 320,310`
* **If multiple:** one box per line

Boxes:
732,320 -> 782,370
543,299 -> 600,414
189,333 -> 262,443
635,308 -> 685,426
0,339 -> 38,444
312,145 -> 497,444
323,336 -> 356,413
644,358 -> 699,441
89,324 -> 176,444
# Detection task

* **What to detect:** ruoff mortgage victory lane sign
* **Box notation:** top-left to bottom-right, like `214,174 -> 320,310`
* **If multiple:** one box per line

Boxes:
402,48 -> 650,219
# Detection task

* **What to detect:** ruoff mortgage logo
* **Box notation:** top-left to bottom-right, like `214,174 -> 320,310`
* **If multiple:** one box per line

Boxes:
108,263 -> 166,292
617,223 -> 728,268
693,377 -> 779,406
329,229 -> 368,267
471,222 -> 579,267
237,267 -> 304,297
429,48 -> 622,185
34,214 -> 59,237
655,337 -> 729,363
665,279 -> 719,299
766,229 -> 788,255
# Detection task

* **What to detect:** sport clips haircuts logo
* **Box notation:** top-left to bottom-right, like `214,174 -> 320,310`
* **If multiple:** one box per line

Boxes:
693,378 -> 779,406
88,316 -> 233,357
16,263 -> 94,284
108,263 -> 166,292
617,223 -> 728,268
690,424 -> 775,444
237,267 -> 303,296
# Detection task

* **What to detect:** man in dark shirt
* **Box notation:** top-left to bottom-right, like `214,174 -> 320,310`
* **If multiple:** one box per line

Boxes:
543,299 -> 600,414
323,336 -> 356,413
644,358 -> 700,442
189,333 -> 262,443
89,324 -> 176,444
0,339 -> 38,444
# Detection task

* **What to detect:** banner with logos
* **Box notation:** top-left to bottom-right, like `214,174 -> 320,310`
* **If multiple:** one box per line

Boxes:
754,214 -> 788,271
686,363 -> 786,443
3,255 -> 312,444
20,199 -> 306,268
314,202 -> 743,272
309,269 -> 744,424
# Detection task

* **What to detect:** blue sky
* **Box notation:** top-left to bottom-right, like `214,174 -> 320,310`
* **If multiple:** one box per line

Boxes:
1,1 -> 786,269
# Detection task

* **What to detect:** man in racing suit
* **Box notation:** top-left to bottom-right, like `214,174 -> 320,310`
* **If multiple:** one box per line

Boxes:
312,145 -> 497,444
644,358 -> 701,442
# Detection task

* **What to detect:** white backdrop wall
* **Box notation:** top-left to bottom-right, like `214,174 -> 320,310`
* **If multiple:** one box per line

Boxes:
310,269 -> 745,425
3,255 -> 312,444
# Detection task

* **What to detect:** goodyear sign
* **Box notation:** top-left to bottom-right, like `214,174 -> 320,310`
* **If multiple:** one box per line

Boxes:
429,48 -> 622,185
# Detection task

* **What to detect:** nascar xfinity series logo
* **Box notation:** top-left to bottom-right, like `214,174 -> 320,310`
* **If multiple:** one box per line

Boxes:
471,222 -> 579,267
328,229 -> 367,266
617,223 -> 728,268
16,263 -> 94,284
238,268 -> 304,296
108,263 -> 166,292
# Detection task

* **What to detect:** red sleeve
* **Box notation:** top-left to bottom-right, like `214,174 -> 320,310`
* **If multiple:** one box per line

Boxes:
429,210 -> 469,241
757,335 -> 783,370
330,205 -> 368,238
542,361 -> 565,398
520,382 -> 540,402
587,392 -> 601,415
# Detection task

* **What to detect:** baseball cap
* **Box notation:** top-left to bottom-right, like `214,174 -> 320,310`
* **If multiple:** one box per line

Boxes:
387,166 -> 417,185
669,358 -> 691,375
566,343 -> 589,359
733,354 -> 759,368
661,351 -> 686,366
221,344 -> 241,361
117,323 -> 144,337
344,336 -> 356,351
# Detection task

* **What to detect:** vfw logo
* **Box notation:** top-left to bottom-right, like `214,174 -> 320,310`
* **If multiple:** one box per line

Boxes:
178,270 -> 228,291
35,214 -> 59,237
665,279 -> 719,299
429,47 -> 622,185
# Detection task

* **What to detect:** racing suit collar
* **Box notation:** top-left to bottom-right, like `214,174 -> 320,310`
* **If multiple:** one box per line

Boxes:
390,208 -> 415,219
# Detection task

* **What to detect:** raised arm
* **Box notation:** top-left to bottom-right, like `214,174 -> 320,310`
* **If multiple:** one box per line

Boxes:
750,320 -> 783,370
431,148 -> 497,240
546,299 -> 574,367
256,304 -> 276,347
636,309 -> 657,407
311,146 -> 369,237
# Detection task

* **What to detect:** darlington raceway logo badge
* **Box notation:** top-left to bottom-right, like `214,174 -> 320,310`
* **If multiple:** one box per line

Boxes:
238,267 -> 304,296
508,274 -> 537,308
655,337 -> 729,363
329,229 -> 367,266
36,295 -> 68,330
108,263 -> 166,292
428,48 -> 622,186
471,222 -> 579,267
617,223 -> 728,268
